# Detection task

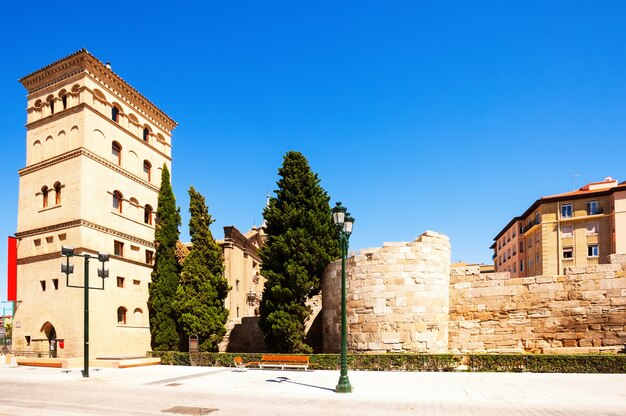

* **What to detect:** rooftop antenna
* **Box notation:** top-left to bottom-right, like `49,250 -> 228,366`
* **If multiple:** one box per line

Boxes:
571,173 -> 580,191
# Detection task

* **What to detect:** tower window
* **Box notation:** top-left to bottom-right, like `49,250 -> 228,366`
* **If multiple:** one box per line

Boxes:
54,182 -> 62,204
114,240 -> 124,256
62,94 -> 68,110
143,160 -> 152,182
144,204 -> 153,225
113,190 -> 123,213
112,106 -> 120,123
145,250 -> 154,265
117,307 -> 127,324
41,186 -> 49,208
111,141 -> 122,165
143,127 -> 150,142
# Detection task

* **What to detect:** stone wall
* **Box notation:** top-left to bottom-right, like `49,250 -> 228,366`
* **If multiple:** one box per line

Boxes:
449,261 -> 626,353
322,231 -> 451,353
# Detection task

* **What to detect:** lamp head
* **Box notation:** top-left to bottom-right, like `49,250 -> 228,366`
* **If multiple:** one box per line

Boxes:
331,202 -> 347,226
98,252 -> 110,263
61,246 -> 75,256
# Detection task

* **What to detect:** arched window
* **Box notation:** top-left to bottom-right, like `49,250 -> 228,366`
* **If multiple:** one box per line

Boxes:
111,141 -> 122,165
113,190 -> 123,213
59,89 -> 67,110
144,204 -> 153,225
143,127 -> 150,142
111,105 -> 120,123
117,307 -> 127,324
47,95 -> 55,115
54,182 -> 62,204
143,160 -> 151,182
41,186 -> 49,208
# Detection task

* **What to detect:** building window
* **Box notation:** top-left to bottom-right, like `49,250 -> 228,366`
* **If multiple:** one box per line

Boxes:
114,240 -> 124,257
586,201 -> 599,215
519,242 -> 524,253
145,250 -> 153,265
112,105 -> 120,123
113,190 -> 123,213
41,186 -> 49,208
144,204 -> 153,225
513,264 -> 517,273
111,141 -> 122,165
52,278 -> 59,290
143,160 -> 152,182
563,247 -> 573,259
536,254 -> 540,264
54,182 -> 62,204
61,93 -> 68,110
520,260 -> 524,272
535,212 -> 541,224
143,127 -> 150,142
561,225 -> 573,238
528,258 -> 533,268
561,204 -> 573,219
133,279 -> 140,286
586,222 -> 599,235
588,244 -> 599,257
507,249 -> 511,260
117,277 -> 125,288
40,280 -> 46,291
117,307 -> 127,324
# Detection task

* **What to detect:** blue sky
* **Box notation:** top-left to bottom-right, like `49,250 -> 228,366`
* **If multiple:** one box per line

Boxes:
2,1 -> 626,303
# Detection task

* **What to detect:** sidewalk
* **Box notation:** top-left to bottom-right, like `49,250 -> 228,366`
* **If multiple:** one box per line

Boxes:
0,363 -> 625,415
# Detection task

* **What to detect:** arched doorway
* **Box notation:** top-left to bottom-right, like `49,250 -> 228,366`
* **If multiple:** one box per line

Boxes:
40,322 -> 57,358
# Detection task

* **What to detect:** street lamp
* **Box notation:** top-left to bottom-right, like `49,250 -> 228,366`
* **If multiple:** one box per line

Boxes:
331,201 -> 354,393
61,246 -> 109,377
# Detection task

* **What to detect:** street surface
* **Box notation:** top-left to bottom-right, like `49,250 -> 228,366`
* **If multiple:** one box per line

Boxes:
0,363 -> 625,415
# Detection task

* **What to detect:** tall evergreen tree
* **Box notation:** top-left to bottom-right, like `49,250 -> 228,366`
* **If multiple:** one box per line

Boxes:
148,164 -> 181,351
173,187 -> 229,352
259,151 -> 340,353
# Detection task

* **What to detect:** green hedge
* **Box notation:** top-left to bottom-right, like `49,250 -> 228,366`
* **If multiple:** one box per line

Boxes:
147,352 -> 626,373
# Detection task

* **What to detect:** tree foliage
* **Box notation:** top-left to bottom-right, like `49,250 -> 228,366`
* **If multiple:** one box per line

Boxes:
173,187 -> 229,352
259,151 -> 340,353
148,164 -> 181,351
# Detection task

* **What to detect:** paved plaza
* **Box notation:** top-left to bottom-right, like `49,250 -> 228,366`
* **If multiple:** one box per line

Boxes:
0,363 -> 625,415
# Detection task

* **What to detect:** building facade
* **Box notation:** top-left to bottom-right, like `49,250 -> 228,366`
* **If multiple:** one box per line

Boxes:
12,50 -> 175,358
492,178 -> 626,277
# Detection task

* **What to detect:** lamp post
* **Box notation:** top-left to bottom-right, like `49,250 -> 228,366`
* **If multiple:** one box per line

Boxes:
61,246 -> 109,378
331,201 -> 354,393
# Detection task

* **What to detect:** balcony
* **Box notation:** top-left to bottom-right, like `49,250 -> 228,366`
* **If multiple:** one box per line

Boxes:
586,207 -> 604,216
522,218 -> 542,234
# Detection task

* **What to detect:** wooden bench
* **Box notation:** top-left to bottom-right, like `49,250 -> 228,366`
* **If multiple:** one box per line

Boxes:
235,354 -> 310,371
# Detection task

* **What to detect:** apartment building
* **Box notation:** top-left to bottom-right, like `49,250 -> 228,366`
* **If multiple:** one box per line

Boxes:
492,177 -> 626,277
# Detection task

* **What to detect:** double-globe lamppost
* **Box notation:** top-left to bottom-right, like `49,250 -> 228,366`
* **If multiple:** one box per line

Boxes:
331,202 -> 354,393
61,246 -> 110,377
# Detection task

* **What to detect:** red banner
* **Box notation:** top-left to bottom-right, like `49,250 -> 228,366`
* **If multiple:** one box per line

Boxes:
7,236 -> 17,301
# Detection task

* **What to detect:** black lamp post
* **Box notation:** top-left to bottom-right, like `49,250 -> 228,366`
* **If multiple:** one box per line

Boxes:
331,201 -> 354,393
61,246 -> 109,377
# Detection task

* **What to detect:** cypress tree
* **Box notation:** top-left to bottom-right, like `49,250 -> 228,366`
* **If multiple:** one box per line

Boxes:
259,151 -> 340,353
148,164 -> 181,351
173,187 -> 229,352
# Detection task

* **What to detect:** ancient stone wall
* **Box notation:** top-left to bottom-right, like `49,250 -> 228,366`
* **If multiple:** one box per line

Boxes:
449,260 -> 626,353
322,231 -> 451,353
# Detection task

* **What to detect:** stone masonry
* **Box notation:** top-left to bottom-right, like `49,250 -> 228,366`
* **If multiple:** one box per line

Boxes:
449,253 -> 626,353
322,231 -> 451,353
